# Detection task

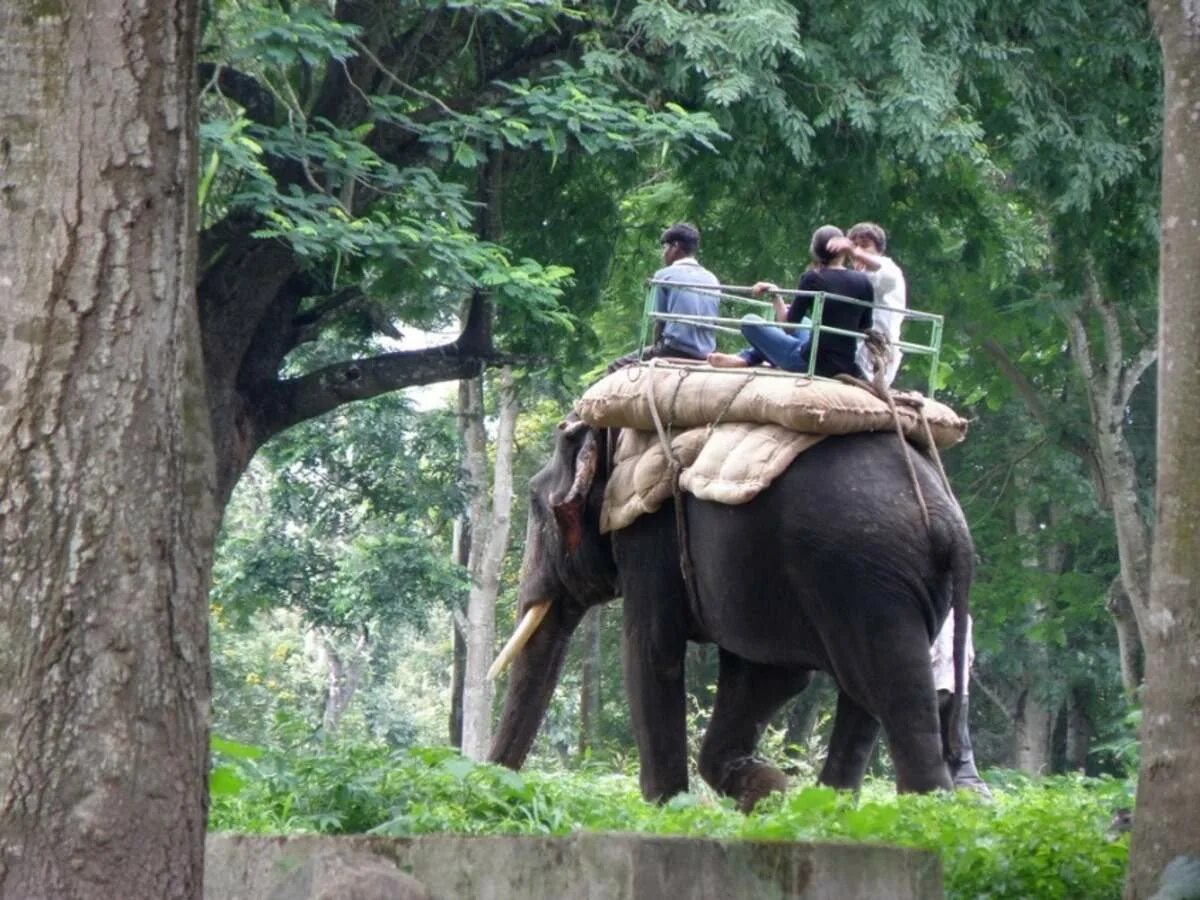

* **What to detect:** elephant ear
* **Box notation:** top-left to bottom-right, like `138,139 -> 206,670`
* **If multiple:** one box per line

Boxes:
552,427 -> 599,554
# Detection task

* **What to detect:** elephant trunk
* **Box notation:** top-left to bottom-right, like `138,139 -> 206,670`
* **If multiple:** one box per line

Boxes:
488,601 -> 583,769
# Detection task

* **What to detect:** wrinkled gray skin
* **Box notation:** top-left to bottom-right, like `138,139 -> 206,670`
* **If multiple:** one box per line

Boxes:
490,420 -> 972,812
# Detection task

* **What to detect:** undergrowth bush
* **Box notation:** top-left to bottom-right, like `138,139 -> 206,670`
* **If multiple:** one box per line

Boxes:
210,740 -> 1131,899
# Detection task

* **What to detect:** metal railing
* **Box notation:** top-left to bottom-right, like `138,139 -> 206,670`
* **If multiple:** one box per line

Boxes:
639,279 -> 944,397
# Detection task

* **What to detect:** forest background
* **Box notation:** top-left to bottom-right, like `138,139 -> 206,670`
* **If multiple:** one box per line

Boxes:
206,0 -> 1158,790
3,0 -> 1192,898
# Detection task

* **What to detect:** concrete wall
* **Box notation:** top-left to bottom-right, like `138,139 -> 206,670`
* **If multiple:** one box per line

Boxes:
206,833 -> 943,899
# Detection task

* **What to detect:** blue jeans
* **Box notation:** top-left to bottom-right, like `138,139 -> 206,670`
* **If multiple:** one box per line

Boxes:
737,314 -> 811,371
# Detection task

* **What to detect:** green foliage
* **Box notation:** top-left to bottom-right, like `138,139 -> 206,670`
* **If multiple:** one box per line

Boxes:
211,740 -> 1131,900
213,394 -> 464,631
199,0 -> 727,356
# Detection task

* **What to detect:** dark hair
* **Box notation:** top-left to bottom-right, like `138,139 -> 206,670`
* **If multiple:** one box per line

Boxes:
809,224 -> 845,266
847,222 -> 887,254
660,222 -> 700,255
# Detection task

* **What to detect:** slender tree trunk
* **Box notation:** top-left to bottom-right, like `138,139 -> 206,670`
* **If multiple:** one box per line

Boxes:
1011,469 -> 1052,774
1055,273 -> 1156,671
1127,4 -> 1200,895
458,377 -> 490,757
1065,687 -> 1092,773
448,518 -> 468,748
0,3 -> 214,897
449,624 -> 467,749
320,630 -> 367,736
460,369 -> 520,760
1013,685 -> 1053,775
578,607 -> 603,756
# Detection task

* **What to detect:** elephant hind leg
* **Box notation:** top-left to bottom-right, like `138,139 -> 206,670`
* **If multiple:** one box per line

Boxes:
831,623 -> 952,794
699,651 -> 811,812
819,690 -> 881,790
877,680 -> 953,793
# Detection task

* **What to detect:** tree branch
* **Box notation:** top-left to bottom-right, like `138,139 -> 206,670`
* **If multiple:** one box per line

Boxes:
972,328 -> 1108,505
970,673 -> 1015,722
1120,344 -> 1158,411
1083,260 -> 1123,399
974,332 -> 1053,428
198,63 -> 279,124
259,340 -> 495,440
1064,308 -> 1106,431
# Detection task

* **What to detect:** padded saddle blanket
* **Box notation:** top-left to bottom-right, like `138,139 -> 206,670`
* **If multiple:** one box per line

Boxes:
600,424 -> 824,533
577,364 -> 968,450
579,365 -> 969,534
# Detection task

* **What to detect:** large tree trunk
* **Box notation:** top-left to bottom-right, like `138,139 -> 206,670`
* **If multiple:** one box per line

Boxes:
1127,3 -> 1200,896
0,3 -> 214,898
460,369 -> 520,760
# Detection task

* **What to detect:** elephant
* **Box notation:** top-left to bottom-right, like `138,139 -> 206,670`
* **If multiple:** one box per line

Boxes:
488,417 -> 972,812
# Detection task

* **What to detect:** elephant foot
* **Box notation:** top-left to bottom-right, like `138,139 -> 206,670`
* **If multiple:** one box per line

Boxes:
712,756 -> 789,813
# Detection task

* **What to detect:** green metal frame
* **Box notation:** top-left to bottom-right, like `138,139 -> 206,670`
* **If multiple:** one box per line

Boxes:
641,280 -> 945,397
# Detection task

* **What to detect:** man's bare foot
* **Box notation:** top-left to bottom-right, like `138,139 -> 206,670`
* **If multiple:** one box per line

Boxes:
707,352 -> 749,368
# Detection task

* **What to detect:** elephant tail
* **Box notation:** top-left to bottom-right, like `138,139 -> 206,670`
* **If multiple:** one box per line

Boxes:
946,531 -> 974,763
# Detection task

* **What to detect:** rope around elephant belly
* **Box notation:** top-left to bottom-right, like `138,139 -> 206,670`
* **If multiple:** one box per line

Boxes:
644,359 -> 703,611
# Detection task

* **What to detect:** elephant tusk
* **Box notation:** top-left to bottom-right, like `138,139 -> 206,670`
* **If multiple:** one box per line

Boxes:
487,602 -> 551,681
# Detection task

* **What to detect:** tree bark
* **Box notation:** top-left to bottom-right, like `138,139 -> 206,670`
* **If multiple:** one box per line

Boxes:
1013,687 -> 1053,775
1010,468 -> 1052,774
460,369 -> 520,760
448,517 -> 469,749
1063,271 -> 1155,652
1127,3 -> 1200,895
1106,576 -> 1143,694
320,630 -> 367,736
578,607 -> 603,756
449,623 -> 467,749
0,3 -> 214,897
1065,686 -> 1092,773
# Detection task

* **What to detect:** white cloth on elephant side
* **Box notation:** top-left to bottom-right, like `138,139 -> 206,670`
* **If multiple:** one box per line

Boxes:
931,613 -> 974,695
576,365 -> 968,450
600,424 -> 825,534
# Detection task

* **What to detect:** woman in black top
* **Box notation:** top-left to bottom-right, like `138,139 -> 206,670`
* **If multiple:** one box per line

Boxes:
708,225 -> 873,378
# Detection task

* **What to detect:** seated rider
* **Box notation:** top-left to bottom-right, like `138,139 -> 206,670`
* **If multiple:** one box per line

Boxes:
829,222 -> 908,385
708,225 -> 873,378
608,222 -> 720,372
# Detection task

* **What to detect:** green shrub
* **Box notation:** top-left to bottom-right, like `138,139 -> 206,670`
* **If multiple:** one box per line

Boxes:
210,741 -> 1130,899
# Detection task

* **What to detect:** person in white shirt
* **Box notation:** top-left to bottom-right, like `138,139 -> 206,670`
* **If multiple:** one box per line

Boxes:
829,223 -> 907,385
930,613 -> 991,797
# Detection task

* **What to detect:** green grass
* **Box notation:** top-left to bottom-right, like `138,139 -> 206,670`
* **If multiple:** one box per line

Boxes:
210,742 -> 1132,899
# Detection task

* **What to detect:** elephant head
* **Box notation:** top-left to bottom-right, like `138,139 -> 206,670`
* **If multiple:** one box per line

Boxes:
489,418 -> 617,768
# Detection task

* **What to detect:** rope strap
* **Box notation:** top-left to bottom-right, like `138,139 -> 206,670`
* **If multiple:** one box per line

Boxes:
643,360 -> 703,610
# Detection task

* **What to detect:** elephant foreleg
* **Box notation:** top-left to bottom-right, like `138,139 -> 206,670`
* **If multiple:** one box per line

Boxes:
699,651 -> 811,812
820,690 -> 881,790
622,610 -> 688,803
